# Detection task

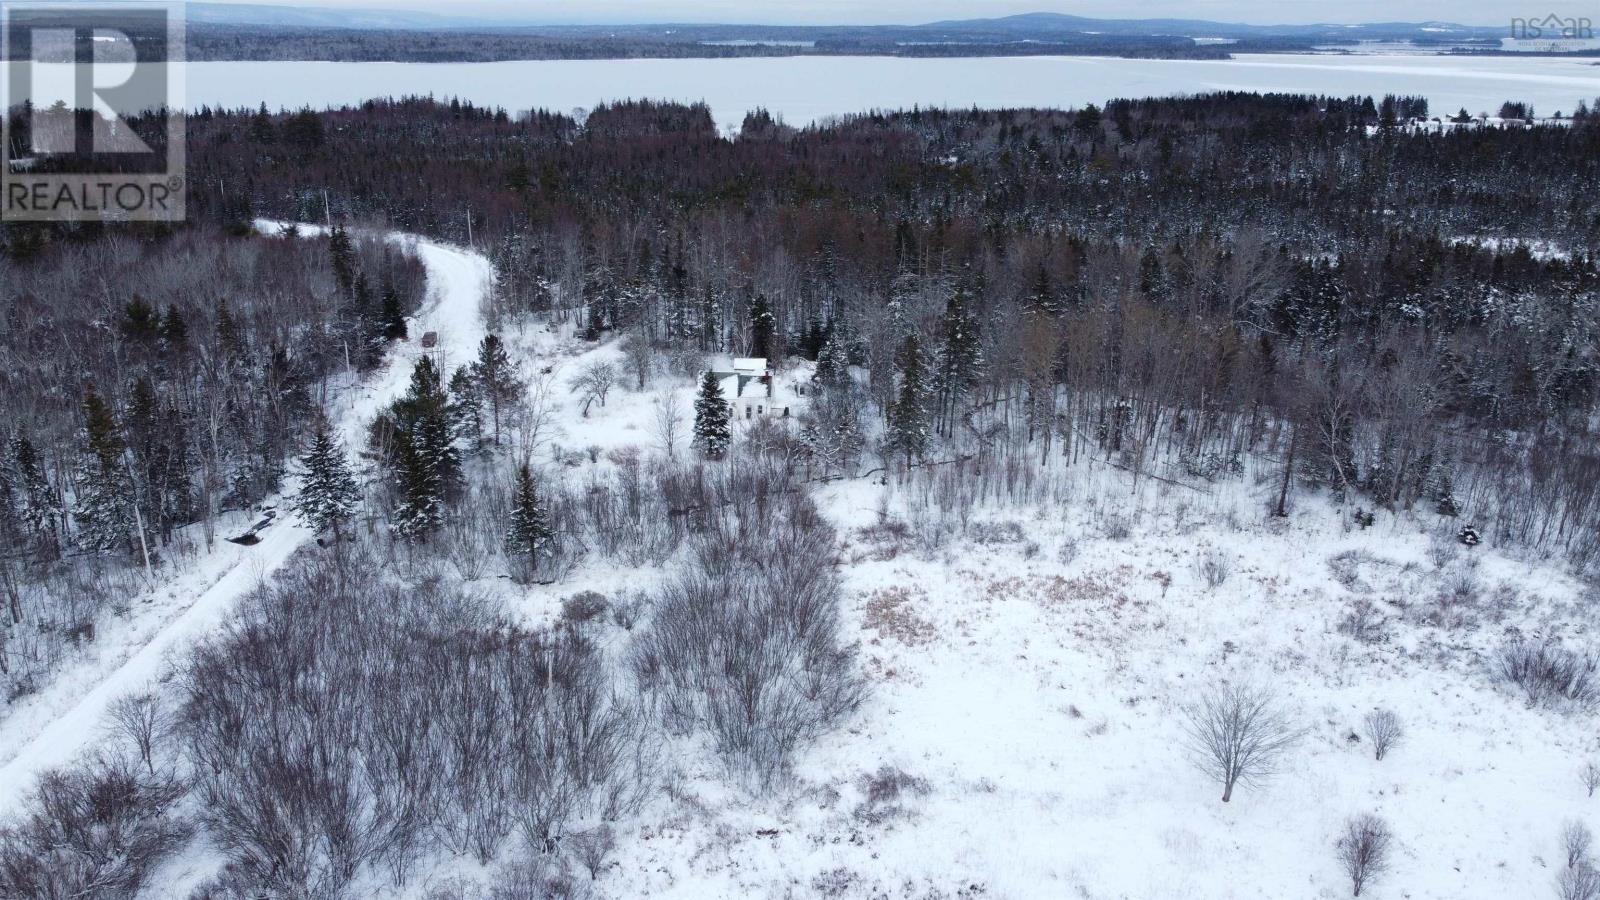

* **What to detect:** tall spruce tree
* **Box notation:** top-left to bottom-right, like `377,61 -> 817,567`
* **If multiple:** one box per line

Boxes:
390,357 -> 460,539
693,372 -> 732,460
886,333 -> 930,465
749,293 -> 776,360
10,435 -> 58,551
812,328 -> 849,390
293,426 -> 361,540
379,275 -> 408,341
505,463 -> 554,575
935,283 -> 984,435
469,333 -> 522,446
72,387 -> 138,554
328,224 -> 356,296
448,366 -> 484,447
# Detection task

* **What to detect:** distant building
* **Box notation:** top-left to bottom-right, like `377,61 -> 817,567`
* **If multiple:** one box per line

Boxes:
707,356 -> 791,419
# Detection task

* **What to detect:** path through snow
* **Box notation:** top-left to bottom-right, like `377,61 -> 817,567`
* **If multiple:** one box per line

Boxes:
0,223 -> 491,813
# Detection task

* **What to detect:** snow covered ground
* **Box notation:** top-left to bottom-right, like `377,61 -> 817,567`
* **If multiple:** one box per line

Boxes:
358,322 -> 1596,899
0,222 -> 491,814
20,233 -> 1588,900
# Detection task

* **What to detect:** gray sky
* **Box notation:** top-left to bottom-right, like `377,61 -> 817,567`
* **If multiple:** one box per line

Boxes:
194,1 -> 1589,27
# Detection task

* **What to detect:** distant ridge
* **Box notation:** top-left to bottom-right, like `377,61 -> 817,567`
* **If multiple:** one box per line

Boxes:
184,3 -> 1508,40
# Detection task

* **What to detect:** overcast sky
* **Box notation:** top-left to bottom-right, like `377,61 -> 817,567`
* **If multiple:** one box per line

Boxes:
194,0 -> 1590,27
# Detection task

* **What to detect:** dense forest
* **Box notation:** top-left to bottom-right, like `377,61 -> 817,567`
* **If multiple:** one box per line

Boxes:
172,92 -> 1600,565
2,91 -> 1600,896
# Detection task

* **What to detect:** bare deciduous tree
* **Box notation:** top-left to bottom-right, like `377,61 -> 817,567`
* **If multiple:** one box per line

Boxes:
1583,762 -> 1600,799
1362,709 -> 1403,761
569,824 -> 615,880
622,329 -> 653,390
1567,820 -> 1595,870
1181,680 -> 1299,802
1336,813 -> 1394,897
569,362 -> 618,416
653,393 -> 685,461
1559,863 -> 1600,900
108,691 -> 170,775
511,370 -> 563,468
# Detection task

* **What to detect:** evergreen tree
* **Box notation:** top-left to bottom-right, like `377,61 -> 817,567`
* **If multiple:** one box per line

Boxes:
159,306 -> 188,356
935,283 -> 984,434
328,224 -> 356,296
124,377 -> 190,539
72,387 -> 138,554
215,300 -> 248,364
379,275 -> 408,342
692,372 -> 732,460
812,329 -> 848,389
505,463 -> 554,574
389,357 -> 460,539
10,435 -> 58,549
886,333 -> 931,464
448,366 -> 483,447
469,333 -> 522,445
749,293 -> 776,360
292,426 -> 361,539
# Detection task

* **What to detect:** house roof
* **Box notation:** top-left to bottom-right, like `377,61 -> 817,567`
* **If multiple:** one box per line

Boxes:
718,374 -> 768,400
733,357 -> 768,374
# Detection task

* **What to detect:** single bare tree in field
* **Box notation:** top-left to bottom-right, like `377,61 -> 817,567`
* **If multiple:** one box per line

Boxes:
1337,813 -> 1394,897
1182,680 -> 1299,802
1362,709 -> 1403,761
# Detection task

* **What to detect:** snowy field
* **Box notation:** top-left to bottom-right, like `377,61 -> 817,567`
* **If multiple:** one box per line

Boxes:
376,329 -> 1594,900
169,53 -> 1600,132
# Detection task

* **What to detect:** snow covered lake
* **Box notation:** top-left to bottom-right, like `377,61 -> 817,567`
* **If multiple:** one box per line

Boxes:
176,53 -> 1600,131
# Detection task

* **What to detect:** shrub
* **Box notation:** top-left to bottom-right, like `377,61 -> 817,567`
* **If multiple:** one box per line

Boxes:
1567,820 -> 1595,870
1498,641 -> 1599,709
1336,813 -> 1393,897
560,591 -> 609,625
179,550 -> 652,894
632,480 -> 866,787
0,755 -> 191,899
853,766 -> 931,825
967,520 -> 1026,545
1338,598 -> 1386,644
1195,549 -> 1231,589
1362,709 -> 1403,761
1559,864 -> 1600,900
568,825 -> 615,880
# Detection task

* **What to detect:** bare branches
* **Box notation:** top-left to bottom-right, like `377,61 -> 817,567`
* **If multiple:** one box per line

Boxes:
568,362 -> 618,416
1336,813 -> 1394,897
1362,709 -> 1403,762
1567,821 -> 1595,870
1181,681 -> 1299,803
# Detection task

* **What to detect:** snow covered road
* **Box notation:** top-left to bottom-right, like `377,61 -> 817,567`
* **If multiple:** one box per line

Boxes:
0,223 -> 491,813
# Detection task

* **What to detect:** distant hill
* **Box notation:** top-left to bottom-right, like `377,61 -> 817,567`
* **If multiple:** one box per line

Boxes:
920,11 -> 1503,41
184,3 -> 1507,41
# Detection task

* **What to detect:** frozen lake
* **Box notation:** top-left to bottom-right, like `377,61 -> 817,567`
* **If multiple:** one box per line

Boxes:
177,53 -> 1600,131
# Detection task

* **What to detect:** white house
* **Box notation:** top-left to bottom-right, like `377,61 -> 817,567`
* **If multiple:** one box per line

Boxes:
707,357 -> 795,419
